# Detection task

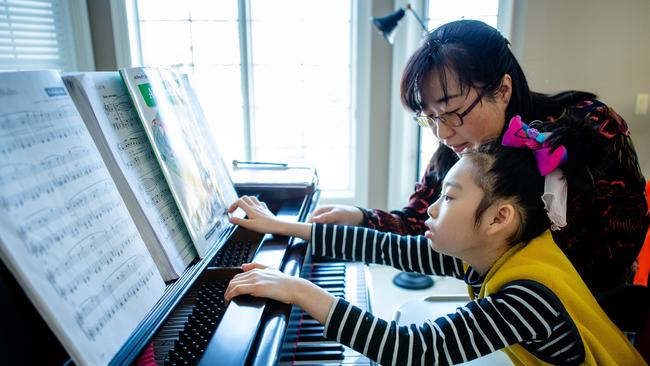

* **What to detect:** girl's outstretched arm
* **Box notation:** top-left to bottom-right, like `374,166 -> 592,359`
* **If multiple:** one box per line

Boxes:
224,263 -> 335,324
227,195 -> 312,241
225,265 -> 579,366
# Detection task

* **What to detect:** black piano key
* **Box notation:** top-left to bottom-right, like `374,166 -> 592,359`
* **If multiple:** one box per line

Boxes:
287,326 -> 325,335
284,332 -> 329,343
293,350 -> 345,361
311,281 -> 345,288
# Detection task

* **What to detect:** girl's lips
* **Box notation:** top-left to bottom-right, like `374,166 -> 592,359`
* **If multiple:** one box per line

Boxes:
424,230 -> 434,240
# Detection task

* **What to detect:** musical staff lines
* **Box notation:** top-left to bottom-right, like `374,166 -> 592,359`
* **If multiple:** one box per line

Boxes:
73,254 -> 158,341
0,71 -> 166,365
93,81 -> 196,270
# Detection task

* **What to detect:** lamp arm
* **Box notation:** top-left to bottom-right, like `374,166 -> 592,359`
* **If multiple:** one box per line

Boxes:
406,3 -> 428,32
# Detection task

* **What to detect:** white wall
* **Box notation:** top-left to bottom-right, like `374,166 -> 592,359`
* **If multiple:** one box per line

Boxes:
510,0 -> 650,175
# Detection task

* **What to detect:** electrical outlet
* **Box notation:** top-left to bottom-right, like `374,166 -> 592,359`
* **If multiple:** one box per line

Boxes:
636,93 -> 649,115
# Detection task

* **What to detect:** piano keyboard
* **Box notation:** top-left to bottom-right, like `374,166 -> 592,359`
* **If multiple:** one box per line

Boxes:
152,278 -> 228,365
279,261 -> 376,365
212,238 -> 255,267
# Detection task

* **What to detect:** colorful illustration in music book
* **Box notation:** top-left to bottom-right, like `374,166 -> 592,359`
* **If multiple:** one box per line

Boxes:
120,67 -> 241,258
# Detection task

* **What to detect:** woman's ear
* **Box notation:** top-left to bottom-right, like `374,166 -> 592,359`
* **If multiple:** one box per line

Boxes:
484,201 -> 517,237
498,74 -> 512,106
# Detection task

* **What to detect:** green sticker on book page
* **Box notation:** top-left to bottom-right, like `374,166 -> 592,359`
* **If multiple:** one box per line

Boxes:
138,83 -> 157,107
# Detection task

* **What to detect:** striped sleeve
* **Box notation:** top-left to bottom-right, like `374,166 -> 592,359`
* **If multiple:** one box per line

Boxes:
322,281 -> 584,366
311,223 -> 464,278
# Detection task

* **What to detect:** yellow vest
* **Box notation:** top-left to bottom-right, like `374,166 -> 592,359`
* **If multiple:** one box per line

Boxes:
468,230 -> 646,366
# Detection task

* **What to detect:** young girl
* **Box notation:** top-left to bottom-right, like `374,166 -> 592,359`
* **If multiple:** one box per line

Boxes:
224,116 -> 645,365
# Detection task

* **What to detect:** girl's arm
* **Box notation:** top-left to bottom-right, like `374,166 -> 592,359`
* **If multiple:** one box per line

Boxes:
311,223 -> 464,279
227,195 -> 312,240
225,269 -> 581,366
228,197 -> 465,278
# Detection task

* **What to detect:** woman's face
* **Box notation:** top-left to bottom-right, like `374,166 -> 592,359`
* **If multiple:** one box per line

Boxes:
419,70 -> 511,155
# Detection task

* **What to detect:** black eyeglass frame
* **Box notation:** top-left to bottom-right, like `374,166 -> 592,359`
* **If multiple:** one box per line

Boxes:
414,92 -> 484,128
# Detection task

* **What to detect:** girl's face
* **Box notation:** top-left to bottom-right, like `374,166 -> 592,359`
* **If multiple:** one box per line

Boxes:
419,70 -> 511,155
424,157 -> 488,258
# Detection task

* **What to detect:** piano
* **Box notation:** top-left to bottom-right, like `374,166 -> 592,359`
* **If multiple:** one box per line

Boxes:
0,184 -> 376,365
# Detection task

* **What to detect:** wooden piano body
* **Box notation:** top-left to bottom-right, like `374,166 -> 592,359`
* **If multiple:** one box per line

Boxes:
0,185 -> 375,365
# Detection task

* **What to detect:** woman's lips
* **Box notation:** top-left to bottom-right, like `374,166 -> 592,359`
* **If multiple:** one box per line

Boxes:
424,229 -> 434,241
450,143 -> 468,153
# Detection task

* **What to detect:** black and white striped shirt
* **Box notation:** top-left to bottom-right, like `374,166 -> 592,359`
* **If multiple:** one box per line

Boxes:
311,224 -> 585,366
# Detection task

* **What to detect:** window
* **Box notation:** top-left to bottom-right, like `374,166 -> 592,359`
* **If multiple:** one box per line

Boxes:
417,0 -> 502,177
135,0 -> 357,198
0,0 -> 93,71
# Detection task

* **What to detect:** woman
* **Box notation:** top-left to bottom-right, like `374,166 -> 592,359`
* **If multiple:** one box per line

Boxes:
310,20 -> 648,297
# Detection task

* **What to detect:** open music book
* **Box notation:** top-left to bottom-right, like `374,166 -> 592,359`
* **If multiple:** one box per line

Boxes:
0,70 -> 168,365
63,72 -> 197,281
119,67 -> 240,258
0,68 -> 245,365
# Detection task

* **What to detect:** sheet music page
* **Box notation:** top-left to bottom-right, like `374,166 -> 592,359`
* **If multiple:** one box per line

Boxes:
120,68 -> 239,257
0,71 -> 166,365
64,73 -> 197,280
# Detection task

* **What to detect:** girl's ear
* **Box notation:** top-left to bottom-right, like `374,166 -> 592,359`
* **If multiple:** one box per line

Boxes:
498,74 -> 512,106
484,201 -> 517,237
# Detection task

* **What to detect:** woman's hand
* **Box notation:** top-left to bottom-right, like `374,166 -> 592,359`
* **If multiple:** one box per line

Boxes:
225,263 -> 336,324
228,196 -> 313,240
309,204 -> 365,226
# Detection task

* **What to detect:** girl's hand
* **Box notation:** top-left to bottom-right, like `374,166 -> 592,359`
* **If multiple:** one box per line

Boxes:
228,196 -> 313,240
224,263 -> 302,305
227,196 -> 281,234
225,263 -> 336,324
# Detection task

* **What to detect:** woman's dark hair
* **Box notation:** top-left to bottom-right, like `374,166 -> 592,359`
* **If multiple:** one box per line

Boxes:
402,20 -> 597,181
465,144 -> 550,244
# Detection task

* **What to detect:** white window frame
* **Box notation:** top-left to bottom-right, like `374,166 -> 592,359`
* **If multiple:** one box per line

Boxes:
386,0 -> 513,210
65,0 -> 95,71
109,0 -> 371,206
0,0 -> 94,71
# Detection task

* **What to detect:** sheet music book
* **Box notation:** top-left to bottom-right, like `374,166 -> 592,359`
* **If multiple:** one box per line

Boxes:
63,72 -> 197,281
0,70 -> 167,365
120,67 -> 240,258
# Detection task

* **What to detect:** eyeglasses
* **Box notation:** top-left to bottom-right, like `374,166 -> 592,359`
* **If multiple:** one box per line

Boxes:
414,93 -> 483,128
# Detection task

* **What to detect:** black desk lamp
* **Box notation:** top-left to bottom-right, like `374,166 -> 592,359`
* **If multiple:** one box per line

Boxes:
371,3 -> 427,44
371,4 -> 434,290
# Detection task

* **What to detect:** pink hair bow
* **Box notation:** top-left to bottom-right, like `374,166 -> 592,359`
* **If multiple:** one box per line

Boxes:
501,115 -> 567,176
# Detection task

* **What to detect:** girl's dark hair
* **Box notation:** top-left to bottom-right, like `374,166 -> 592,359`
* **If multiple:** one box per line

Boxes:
466,144 -> 550,244
467,113 -> 605,245
401,20 -> 596,180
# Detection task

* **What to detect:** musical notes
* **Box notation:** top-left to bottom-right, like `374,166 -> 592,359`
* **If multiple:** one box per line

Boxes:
74,258 -> 158,341
66,72 -> 196,278
0,70 -> 165,366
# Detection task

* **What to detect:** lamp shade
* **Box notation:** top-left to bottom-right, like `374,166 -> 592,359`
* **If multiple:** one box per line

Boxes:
371,8 -> 406,44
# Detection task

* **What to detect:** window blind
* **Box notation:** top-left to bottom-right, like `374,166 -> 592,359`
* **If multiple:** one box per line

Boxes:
0,0 -> 74,70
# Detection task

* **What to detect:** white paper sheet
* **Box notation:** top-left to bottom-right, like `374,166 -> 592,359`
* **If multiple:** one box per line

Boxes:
0,70 -> 166,365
